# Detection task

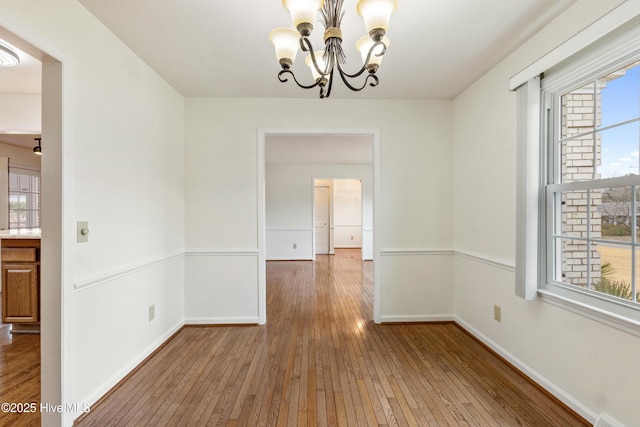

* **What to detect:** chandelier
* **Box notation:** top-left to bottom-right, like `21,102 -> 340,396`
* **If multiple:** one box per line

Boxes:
0,42 -> 20,67
269,0 -> 397,98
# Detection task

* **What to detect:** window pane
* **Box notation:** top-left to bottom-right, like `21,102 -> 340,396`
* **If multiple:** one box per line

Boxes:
28,193 -> 38,210
634,251 -> 640,304
561,136 -> 596,182
9,173 -> 18,191
596,243 -> 632,300
562,82 -> 596,139
8,171 -> 41,230
18,174 -> 30,192
599,61 -> 640,129
31,175 -> 40,193
560,238 -> 590,287
600,186 -> 633,241
598,121 -> 640,178
28,211 -> 39,228
561,190 -> 590,238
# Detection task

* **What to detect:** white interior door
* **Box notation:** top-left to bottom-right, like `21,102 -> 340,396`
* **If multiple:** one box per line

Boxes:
315,186 -> 330,255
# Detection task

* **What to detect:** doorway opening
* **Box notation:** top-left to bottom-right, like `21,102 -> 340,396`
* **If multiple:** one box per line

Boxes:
313,178 -> 370,261
314,182 -> 331,256
0,24 -> 64,425
259,129 -> 380,324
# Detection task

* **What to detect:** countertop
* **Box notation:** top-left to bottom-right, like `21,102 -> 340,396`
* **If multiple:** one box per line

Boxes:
0,231 -> 41,239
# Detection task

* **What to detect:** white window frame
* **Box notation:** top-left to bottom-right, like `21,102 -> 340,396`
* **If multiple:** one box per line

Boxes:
8,166 -> 41,230
515,5 -> 640,336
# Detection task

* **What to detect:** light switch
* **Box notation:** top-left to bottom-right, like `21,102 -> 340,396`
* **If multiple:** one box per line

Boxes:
77,221 -> 89,243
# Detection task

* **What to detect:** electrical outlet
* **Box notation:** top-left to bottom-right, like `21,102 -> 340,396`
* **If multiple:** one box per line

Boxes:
293,243 -> 297,249
351,236 -> 354,240
493,305 -> 501,322
149,304 -> 155,321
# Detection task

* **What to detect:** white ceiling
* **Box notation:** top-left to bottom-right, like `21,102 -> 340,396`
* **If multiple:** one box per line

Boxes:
0,42 -> 41,150
77,0 -> 577,100
0,0 -> 578,152
0,51 -> 40,94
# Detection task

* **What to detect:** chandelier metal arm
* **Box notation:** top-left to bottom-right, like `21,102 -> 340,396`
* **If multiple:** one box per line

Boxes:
335,65 -> 379,92
299,36 -> 333,77
337,40 -> 386,79
320,68 -> 336,99
278,69 -> 324,90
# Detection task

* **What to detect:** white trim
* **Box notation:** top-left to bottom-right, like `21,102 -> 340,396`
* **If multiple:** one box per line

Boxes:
453,316 -> 597,424
380,248 -> 454,256
377,249 -> 515,273
510,1 -> 640,90
456,250 -> 516,272
79,320 -> 184,418
539,287 -> 640,337
455,249 -> 640,336
380,314 -> 455,323
185,317 -> 260,325
541,22 -> 640,94
74,253 -> 184,291
266,228 -> 313,232
185,249 -> 259,256
548,174 -> 640,192
257,132 -> 267,325
515,77 -> 542,300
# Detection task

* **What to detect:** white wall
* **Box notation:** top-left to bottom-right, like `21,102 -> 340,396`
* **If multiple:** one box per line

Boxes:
0,1 -> 186,425
0,94 -> 40,133
185,98 -> 454,324
333,179 -> 362,249
0,141 -> 41,170
452,0 -> 638,424
266,166 -> 370,260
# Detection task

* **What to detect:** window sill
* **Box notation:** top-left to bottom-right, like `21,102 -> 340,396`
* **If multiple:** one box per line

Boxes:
538,284 -> 640,337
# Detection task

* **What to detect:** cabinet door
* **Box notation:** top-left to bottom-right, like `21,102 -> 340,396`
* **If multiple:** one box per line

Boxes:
2,264 -> 39,323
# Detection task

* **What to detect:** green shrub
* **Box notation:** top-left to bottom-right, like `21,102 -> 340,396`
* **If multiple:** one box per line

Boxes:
594,261 -> 640,301
601,223 -> 632,236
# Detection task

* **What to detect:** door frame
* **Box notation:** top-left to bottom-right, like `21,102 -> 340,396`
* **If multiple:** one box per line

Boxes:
312,181 -> 332,258
0,24 -> 65,425
258,128 -> 381,324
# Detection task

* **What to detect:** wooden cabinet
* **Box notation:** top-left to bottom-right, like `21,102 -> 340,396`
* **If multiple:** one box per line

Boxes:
1,238 -> 40,326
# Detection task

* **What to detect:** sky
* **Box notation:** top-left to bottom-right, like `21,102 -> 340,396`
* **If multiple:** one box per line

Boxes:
598,64 -> 640,178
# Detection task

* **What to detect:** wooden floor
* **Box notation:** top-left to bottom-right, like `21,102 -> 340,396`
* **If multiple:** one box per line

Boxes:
0,322 -> 40,427
75,249 -> 587,426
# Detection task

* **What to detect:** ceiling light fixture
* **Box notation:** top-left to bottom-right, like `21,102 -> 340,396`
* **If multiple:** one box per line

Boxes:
269,0 -> 397,98
0,42 -> 20,67
33,137 -> 42,155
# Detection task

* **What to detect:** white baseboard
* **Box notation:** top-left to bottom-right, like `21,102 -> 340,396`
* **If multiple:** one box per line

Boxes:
80,320 -> 184,415
453,316 -> 597,424
379,314 -> 455,323
185,317 -> 260,325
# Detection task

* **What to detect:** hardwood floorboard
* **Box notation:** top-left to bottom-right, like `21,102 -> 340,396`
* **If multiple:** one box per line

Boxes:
0,323 -> 40,427
74,249 -> 590,426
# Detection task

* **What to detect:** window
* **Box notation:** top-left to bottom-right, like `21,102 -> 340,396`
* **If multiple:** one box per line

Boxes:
9,168 -> 41,230
535,20 -> 640,331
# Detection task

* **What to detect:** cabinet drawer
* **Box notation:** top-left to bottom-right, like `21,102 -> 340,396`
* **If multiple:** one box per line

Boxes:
2,248 -> 37,262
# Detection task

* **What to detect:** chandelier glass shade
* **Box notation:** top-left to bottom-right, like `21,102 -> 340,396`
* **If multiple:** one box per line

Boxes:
269,0 -> 397,98
0,43 -> 20,67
